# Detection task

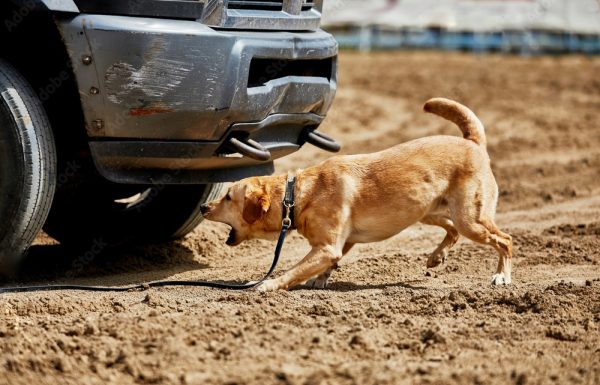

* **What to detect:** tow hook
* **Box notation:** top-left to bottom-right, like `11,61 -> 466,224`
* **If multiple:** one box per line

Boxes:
228,137 -> 272,161
304,129 -> 341,153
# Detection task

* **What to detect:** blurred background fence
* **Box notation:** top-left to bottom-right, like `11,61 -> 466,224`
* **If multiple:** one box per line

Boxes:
322,0 -> 600,54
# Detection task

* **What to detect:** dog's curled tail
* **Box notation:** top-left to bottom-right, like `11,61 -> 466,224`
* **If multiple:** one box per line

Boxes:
423,98 -> 486,148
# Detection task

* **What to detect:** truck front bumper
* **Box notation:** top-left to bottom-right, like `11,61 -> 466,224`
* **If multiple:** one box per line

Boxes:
57,15 -> 338,183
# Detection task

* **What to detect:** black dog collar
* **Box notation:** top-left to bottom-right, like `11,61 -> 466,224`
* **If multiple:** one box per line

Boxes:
282,174 -> 296,229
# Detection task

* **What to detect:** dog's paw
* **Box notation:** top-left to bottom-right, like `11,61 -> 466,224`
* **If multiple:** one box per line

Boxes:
306,276 -> 329,289
426,251 -> 447,268
426,255 -> 443,268
254,279 -> 280,292
305,270 -> 332,289
490,273 -> 511,285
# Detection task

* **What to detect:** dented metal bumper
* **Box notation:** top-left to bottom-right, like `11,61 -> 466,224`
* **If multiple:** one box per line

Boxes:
56,14 -> 338,183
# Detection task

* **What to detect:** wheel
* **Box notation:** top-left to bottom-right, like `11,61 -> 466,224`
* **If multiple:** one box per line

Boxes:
43,178 -> 223,247
0,59 -> 56,272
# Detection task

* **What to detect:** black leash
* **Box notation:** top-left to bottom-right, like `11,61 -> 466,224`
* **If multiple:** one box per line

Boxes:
0,176 -> 296,294
283,173 -> 296,229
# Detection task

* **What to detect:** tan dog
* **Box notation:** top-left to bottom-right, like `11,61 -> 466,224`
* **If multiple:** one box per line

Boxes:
201,98 -> 513,291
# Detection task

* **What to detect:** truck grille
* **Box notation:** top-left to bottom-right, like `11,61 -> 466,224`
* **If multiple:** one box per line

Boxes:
208,0 -> 322,30
228,0 -> 284,11
302,1 -> 315,11
227,0 -> 314,11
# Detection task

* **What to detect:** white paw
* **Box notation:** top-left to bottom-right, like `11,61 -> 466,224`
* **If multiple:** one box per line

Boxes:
306,276 -> 329,289
254,279 -> 279,292
490,273 -> 511,285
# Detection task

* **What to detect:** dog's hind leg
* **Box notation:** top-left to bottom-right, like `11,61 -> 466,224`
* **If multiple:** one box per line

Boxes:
448,179 -> 513,285
420,215 -> 459,268
454,217 -> 513,285
306,243 -> 354,289
489,226 -> 513,285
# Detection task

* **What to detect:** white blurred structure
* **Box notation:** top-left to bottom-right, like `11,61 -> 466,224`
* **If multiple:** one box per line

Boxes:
322,0 -> 600,34
321,0 -> 600,53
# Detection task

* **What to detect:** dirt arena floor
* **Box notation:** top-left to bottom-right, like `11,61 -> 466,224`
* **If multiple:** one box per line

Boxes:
2,51 -> 600,385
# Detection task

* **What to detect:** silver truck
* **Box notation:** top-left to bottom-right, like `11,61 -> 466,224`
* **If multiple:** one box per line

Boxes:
0,0 -> 338,271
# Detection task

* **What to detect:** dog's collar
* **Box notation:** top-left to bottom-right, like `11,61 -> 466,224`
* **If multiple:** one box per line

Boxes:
282,174 -> 296,229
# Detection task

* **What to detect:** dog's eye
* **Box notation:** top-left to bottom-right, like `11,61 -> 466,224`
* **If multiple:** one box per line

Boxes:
225,193 -> 231,201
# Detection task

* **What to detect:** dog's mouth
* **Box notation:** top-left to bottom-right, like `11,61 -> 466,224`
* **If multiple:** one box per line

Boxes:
226,228 -> 237,246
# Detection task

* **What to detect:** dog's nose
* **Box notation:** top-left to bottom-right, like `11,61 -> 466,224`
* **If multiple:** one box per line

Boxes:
200,204 -> 209,216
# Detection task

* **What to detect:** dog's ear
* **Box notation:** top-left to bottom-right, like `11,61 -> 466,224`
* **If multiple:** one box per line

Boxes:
242,190 -> 271,224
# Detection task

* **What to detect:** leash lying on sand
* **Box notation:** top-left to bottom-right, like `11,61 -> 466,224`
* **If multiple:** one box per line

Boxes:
0,224 -> 288,293
0,177 -> 296,294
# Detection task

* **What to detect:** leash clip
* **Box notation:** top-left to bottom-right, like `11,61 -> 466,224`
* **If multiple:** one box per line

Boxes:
282,201 -> 294,228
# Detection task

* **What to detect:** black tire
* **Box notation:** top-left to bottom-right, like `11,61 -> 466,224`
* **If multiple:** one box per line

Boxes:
0,60 -> 56,272
43,179 -> 223,248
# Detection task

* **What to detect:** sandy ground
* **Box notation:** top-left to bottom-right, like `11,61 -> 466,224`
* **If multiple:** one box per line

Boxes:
2,51 -> 600,385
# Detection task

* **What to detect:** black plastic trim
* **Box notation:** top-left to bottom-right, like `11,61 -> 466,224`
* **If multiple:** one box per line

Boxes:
88,113 -> 331,184
248,57 -> 333,88
72,0 -> 204,19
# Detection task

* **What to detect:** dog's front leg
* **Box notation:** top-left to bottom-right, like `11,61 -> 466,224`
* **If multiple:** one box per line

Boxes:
306,242 -> 354,289
256,246 -> 340,292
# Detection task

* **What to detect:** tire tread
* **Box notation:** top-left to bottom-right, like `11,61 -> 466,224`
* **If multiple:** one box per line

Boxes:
0,59 -> 56,270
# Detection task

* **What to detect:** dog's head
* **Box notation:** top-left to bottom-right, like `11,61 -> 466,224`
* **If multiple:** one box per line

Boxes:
201,177 -> 279,246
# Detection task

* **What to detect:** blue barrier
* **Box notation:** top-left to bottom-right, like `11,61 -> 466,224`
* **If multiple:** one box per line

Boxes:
329,27 -> 600,54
